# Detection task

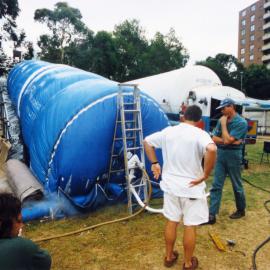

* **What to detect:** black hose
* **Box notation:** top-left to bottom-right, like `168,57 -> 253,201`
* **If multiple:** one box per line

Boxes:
242,177 -> 270,194
242,177 -> 270,270
264,200 -> 270,214
252,236 -> 270,270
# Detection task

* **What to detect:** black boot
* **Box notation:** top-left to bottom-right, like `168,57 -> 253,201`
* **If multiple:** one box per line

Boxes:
200,214 -> 216,225
229,210 -> 245,219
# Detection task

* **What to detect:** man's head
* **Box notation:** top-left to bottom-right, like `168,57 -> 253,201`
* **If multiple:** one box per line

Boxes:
0,193 -> 22,238
183,105 -> 202,122
216,98 -> 236,116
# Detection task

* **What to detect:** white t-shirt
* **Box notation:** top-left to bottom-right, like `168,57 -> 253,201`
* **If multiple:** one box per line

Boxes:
145,123 -> 214,198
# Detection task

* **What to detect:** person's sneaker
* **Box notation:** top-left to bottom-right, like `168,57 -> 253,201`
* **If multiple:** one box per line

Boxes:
200,214 -> 216,225
229,210 -> 245,219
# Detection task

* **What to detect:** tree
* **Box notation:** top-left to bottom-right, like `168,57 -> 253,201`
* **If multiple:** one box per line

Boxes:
113,19 -> 148,81
196,53 -> 244,91
89,31 -> 118,79
64,31 -> 94,69
0,0 -> 22,75
112,20 -> 189,81
0,50 -> 13,76
23,42 -> 34,60
143,29 -> 189,76
0,0 -> 20,42
244,64 -> 270,99
34,2 -> 88,63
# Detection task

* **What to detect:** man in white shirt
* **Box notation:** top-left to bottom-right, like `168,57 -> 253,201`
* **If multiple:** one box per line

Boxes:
144,105 -> 216,270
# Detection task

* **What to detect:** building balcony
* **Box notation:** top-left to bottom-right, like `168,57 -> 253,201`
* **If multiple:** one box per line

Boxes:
262,54 -> 270,62
263,22 -> 270,30
262,43 -> 270,51
264,1 -> 270,9
263,33 -> 270,41
264,12 -> 270,20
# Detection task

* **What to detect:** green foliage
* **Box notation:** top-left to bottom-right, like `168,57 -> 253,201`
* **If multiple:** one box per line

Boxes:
0,0 -> 20,42
65,31 -> 94,68
0,49 -> 13,76
196,53 -> 270,99
35,2 -> 189,81
196,53 -> 245,90
89,31 -> 118,79
112,19 -> 148,81
0,0 -> 32,75
34,2 -> 89,63
23,42 -> 34,60
143,29 -> 189,77
0,0 -> 19,19
111,21 -> 189,81
243,64 -> 270,99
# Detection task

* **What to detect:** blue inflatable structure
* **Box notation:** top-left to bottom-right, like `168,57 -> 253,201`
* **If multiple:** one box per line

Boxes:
7,61 -> 169,220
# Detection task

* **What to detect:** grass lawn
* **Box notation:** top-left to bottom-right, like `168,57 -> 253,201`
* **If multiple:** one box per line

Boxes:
24,139 -> 270,270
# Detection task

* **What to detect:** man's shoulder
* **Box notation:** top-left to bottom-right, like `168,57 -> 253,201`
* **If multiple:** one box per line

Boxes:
10,237 -> 38,250
234,114 -> 248,126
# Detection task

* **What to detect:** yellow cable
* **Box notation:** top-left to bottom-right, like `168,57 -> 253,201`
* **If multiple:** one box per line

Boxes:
33,169 -> 153,243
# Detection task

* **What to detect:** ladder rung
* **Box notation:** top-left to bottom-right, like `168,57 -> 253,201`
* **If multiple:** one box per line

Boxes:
126,128 -> 141,132
126,137 -> 136,140
110,169 -> 125,173
114,137 -> 137,141
124,110 -> 139,113
127,146 -> 142,151
123,102 -> 136,106
129,183 -> 146,188
116,120 -> 135,123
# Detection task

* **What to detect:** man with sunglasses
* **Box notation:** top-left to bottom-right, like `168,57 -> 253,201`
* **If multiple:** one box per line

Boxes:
203,98 -> 248,225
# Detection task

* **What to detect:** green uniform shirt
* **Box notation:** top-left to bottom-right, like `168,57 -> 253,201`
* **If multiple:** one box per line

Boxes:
0,237 -> 51,270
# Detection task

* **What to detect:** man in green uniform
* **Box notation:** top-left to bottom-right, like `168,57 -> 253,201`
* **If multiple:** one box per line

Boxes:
204,98 -> 248,225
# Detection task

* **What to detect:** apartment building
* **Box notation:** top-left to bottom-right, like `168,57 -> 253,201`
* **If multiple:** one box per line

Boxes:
263,0 -> 270,67
238,0 -> 264,67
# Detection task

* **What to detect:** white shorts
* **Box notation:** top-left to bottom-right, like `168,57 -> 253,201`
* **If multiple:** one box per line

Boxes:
163,192 -> 208,226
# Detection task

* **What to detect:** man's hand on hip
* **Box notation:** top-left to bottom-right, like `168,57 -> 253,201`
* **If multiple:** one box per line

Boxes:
151,163 -> 161,180
189,176 -> 206,187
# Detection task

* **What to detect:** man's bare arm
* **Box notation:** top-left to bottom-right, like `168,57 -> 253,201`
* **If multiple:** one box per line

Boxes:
203,143 -> 217,178
143,140 -> 161,180
220,116 -> 236,145
212,135 -> 223,144
189,143 -> 217,186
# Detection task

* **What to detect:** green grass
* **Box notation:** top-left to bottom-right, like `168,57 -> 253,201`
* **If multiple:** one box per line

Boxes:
23,139 -> 270,270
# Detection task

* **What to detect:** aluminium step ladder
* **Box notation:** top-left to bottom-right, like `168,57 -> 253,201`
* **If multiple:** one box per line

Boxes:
108,83 -> 148,214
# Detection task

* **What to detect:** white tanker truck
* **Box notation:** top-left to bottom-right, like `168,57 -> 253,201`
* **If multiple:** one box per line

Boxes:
129,65 -> 246,132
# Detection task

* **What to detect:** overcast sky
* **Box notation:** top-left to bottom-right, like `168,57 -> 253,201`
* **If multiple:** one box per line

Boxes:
15,0 -> 257,64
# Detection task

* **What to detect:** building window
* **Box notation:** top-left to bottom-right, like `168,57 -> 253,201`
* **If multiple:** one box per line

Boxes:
250,35 -> 255,41
251,15 -> 255,22
250,24 -> 255,32
241,48 -> 245,54
250,54 -> 254,61
241,57 -> 245,63
241,19 -> 246,26
241,39 -> 246,45
241,29 -> 246,36
251,4 -> 256,11
250,44 -> 254,51
241,10 -> 246,16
